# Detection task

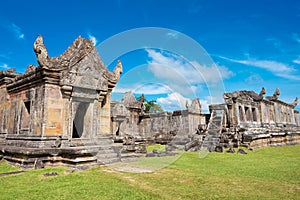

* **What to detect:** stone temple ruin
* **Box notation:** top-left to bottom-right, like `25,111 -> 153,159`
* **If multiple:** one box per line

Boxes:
0,36 -> 299,168
0,35 -> 123,168
111,88 -> 300,153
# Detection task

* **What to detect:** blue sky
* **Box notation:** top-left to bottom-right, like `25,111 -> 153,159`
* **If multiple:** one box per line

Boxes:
0,0 -> 300,112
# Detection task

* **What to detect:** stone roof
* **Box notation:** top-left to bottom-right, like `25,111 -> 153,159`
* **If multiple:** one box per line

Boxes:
223,87 -> 298,108
32,35 -> 122,85
121,91 -> 143,110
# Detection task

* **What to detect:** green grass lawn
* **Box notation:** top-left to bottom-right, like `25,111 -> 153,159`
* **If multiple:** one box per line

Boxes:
0,145 -> 299,200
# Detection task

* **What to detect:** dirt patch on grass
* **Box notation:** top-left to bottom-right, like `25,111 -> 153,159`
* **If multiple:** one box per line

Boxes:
113,166 -> 154,173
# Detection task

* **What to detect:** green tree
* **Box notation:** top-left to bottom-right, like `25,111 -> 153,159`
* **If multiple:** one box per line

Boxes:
145,100 -> 164,113
137,95 -> 164,113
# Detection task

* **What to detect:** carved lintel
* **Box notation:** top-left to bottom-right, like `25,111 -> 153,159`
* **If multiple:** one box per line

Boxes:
61,85 -> 72,98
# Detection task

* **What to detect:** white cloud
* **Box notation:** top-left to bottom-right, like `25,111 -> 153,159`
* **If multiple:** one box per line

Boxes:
199,99 -> 210,113
200,95 -> 224,113
157,92 -> 191,111
246,74 -> 264,84
113,83 -> 171,95
156,93 -> 225,113
190,61 -> 234,83
293,57 -> 300,65
146,49 -> 233,96
9,23 -> 24,39
0,63 -> 9,69
218,55 -> 300,80
88,34 -> 97,46
144,49 -> 231,110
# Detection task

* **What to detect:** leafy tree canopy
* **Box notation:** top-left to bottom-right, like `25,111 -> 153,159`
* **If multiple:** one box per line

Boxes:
137,95 -> 164,113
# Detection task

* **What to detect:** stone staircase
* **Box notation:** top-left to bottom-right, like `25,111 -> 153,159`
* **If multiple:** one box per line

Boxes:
82,136 -> 121,165
202,109 -> 224,151
1,135 -> 124,169
96,145 -> 121,165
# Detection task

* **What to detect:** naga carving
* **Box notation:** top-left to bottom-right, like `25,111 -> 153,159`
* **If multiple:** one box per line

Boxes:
33,35 -> 50,67
292,97 -> 298,108
259,87 -> 266,99
25,64 -> 38,74
103,60 -> 123,83
266,88 -> 280,101
33,35 -> 94,70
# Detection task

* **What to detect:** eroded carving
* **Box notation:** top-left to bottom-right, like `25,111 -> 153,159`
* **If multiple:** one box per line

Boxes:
266,88 -> 280,101
292,97 -> 298,108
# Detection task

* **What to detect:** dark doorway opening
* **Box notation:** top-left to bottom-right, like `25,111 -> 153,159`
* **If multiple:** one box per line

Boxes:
72,102 -> 90,138
24,101 -> 31,114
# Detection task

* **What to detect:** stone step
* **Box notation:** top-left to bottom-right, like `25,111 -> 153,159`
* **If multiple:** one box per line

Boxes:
69,140 -> 114,147
97,157 -> 121,165
121,152 -> 144,163
96,149 -> 120,165
96,152 -> 119,159
97,149 -> 116,154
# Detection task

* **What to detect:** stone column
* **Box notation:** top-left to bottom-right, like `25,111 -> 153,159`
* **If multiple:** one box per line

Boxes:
100,92 -> 111,135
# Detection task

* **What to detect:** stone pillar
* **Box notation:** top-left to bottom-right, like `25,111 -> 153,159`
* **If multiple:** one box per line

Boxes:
61,85 -> 72,138
234,103 -> 239,126
43,84 -> 63,136
274,103 -> 282,126
100,92 -> 111,135
294,111 -> 299,126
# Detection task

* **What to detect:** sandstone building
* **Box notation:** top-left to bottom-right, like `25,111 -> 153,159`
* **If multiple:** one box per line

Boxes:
0,35 -> 123,168
110,87 -> 300,152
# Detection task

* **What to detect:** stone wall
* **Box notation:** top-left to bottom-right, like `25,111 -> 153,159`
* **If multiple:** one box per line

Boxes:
111,94 -> 206,143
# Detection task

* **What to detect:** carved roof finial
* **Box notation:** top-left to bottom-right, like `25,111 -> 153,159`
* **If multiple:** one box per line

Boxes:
113,60 -> 123,81
140,94 -> 145,103
33,35 -> 49,67
259,87 -> 266,98
185,100 -> 189,109
292,97 -> 298,108
274,88 -> 280,97
266,88 -> 280,101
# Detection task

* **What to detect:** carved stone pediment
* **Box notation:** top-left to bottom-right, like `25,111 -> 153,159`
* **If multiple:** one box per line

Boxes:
112,103 -> 130,118
34,35 -> 94,71
121,91 -> 143,110
33,35 -> 122,89
33,35 -> 123,92
60,50 -> 112,92
187,98 -> 201,114
224,90 -> 263,103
